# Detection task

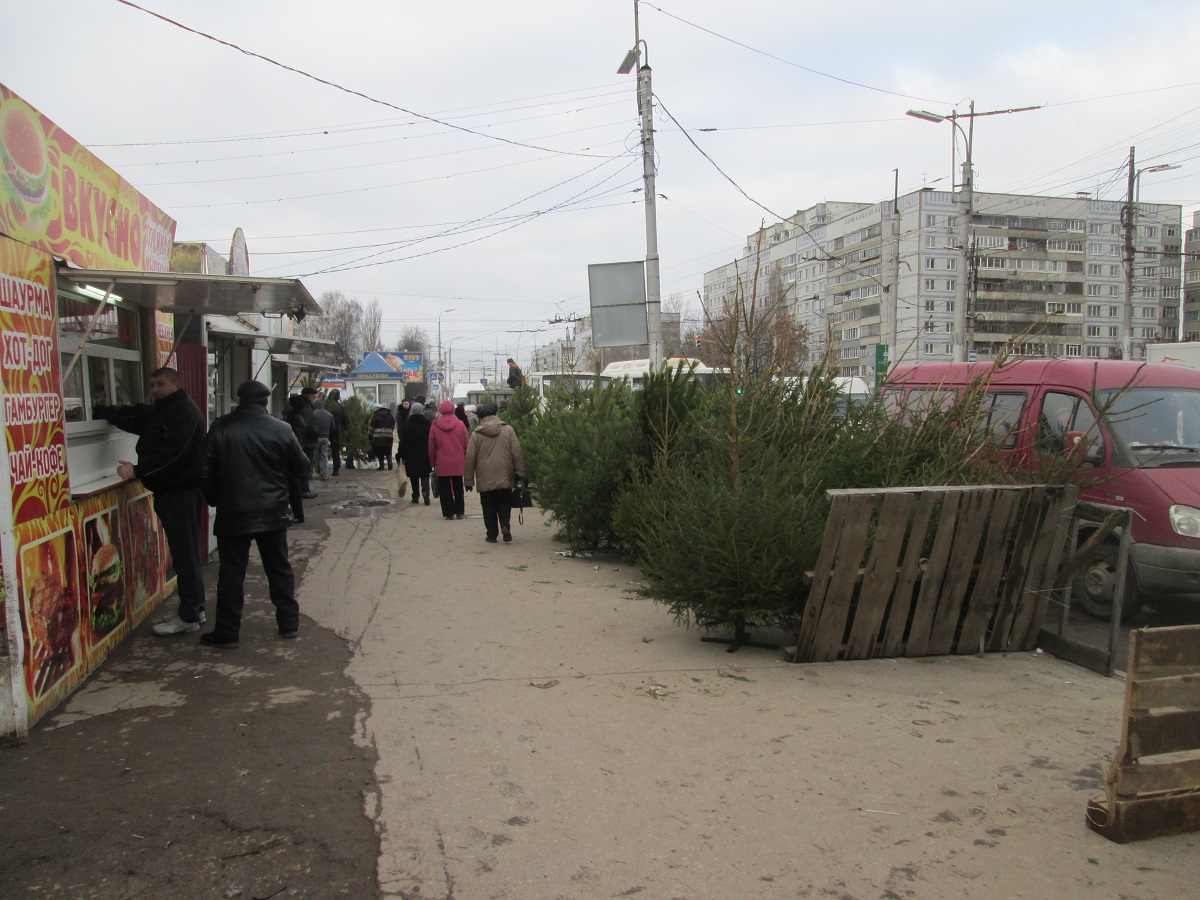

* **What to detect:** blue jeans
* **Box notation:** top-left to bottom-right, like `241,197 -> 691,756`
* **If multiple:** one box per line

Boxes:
153,487 -> 206,623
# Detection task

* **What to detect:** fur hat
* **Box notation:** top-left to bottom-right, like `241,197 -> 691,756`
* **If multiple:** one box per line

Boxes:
408,402 -> 424,417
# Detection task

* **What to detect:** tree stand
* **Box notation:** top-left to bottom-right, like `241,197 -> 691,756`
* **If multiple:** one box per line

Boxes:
701,621 -> 778,654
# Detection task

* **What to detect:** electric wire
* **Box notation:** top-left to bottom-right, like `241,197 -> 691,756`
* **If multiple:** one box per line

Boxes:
113,0 -> 607,159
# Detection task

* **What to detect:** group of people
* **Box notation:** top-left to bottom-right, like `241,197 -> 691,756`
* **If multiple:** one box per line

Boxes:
98,370 -> 309,650
367,395 -> 526,544
97,370 -> 530,650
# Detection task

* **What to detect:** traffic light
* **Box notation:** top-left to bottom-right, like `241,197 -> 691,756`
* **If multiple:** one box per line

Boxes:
694,334 -> 701,352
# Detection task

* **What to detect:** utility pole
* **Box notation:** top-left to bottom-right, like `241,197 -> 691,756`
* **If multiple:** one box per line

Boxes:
953,102 -> 975,364
618,1 -> 663,369
1123,146 -> 1137,361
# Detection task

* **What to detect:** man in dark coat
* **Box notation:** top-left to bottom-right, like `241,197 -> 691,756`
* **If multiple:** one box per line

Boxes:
506,358 -> 524,390
286,394 -> 318,499
95,366 -> 207,636
398,402 -> 433,505
324,388 -> 347,476
198,380 -> 311,648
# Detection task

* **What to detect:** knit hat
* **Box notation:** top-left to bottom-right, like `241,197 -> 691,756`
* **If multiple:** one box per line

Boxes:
438,400 -> 455,416
237,380 -> 270,404
409,402 -> 424,417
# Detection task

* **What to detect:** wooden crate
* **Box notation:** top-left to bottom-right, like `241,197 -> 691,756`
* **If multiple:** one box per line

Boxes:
1087,625 -> 1200,843
792,485 -> 1075,663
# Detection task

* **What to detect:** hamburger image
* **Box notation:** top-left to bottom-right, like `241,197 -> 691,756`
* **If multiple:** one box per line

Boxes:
89,542 -> 124,635
0,101 -> 49,207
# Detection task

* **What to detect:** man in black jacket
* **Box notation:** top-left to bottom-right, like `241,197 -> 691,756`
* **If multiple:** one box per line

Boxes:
198,380 -> 311,648
95,367 -> 207,636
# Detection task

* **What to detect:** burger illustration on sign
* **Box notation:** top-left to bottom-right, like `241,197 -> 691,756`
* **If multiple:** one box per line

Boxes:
0,97 -> 52,229
86,514 -> 125,638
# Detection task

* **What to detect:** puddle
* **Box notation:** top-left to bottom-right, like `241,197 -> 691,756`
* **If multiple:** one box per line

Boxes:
331,495 -> 396,516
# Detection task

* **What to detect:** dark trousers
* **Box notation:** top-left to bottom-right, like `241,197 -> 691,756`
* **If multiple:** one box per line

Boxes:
438,475 -> 465,517
479,488 -> 512,539
153,487 -> 206,623
372,440 -> 393,468
330,437 -> 342,474
409,472 -> 431,501
213,528 -> 298,637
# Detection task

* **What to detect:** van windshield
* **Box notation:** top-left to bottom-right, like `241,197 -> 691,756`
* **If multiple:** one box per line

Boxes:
1101,387 -> 1200,464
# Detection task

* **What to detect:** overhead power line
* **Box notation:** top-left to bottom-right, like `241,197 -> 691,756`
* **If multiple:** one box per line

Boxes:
114,0 -> 605,159
643,2 -> 954,106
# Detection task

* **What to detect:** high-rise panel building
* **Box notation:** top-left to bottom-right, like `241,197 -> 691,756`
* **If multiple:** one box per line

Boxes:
702,190 -> 1183,380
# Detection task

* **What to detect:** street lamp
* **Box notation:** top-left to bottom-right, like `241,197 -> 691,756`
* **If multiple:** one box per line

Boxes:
907,102 -> 1041,362
1123,153 -> 1182,358
436,308 -> 455,400
617,0 -> 663,370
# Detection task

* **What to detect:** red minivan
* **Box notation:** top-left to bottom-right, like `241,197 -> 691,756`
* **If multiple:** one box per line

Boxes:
884,359 -> 1200,618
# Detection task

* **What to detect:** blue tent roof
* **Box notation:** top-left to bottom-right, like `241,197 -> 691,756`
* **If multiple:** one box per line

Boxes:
349,351 -> 402,376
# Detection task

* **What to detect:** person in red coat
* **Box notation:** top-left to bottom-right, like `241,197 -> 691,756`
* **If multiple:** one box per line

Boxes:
428,400 -> 470,519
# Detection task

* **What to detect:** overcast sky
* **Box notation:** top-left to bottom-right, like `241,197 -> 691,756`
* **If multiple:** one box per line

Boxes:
3,0 -> 1199,375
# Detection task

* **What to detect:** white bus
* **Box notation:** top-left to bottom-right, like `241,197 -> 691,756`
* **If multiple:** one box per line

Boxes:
598,357 -> 726,390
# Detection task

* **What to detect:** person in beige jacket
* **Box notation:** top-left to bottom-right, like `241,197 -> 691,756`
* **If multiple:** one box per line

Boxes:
463,403 -> 526,543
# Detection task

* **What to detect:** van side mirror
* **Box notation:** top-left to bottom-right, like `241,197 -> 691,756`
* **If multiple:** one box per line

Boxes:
1065,430 -> 1102,466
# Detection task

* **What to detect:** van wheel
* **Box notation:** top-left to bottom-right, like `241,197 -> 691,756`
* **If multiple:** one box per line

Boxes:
1072,540 -> 1143,621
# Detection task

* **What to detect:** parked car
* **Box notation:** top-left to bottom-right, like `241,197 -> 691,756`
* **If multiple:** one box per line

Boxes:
883,359 -> 1200,619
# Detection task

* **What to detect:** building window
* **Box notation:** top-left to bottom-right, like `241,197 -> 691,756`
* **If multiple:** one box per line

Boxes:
1109,286 -> 1120,297
945,280 -> 955,292
925,236 -> 938,249
1108,306 -> 1119,318
925,299 -> 936,311
925,257 -> 937,270
1087,263 -> 1103,275
1108,326 -> 1119,337
1087,325 -> 1101,337
946,258 -> 957,270
1087,284 -> 1101,296
1087,304 -> 1101,317
945,301 -> 954,312
925,280 -> 937,292
1066,344 -> 1082,357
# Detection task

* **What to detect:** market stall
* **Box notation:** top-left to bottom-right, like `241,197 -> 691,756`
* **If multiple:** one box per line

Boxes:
0,84 -> 319,735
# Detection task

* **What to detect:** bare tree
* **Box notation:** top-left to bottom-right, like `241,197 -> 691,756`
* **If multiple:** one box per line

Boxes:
361,298 -> 383,352
394,326 -> 430,359
297,290 -> 364,367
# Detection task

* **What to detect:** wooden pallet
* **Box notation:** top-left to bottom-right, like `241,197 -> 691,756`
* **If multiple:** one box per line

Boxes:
1087,625 -> 1200,842
792,485 -> 1075,663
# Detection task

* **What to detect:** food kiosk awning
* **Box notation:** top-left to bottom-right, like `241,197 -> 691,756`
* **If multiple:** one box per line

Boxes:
266,336 -> 343,368
206,315 -> 262,339
57,268 -> 321,319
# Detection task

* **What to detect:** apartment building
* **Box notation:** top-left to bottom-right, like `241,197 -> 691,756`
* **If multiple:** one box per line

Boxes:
1185,210 -> 1200,342
702,190 -> 1183,380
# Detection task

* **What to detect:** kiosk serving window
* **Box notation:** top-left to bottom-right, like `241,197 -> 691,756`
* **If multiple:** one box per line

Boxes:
57,287 -> 144,493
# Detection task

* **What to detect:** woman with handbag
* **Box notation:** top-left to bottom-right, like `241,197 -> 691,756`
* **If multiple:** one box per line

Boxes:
463,403 -> 526,544
398,402 -> 433,504
429,400 -> 469,519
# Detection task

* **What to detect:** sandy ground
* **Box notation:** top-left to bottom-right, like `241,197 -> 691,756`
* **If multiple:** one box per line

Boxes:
4,464 -> 1197,899
293,468 -> 1200,899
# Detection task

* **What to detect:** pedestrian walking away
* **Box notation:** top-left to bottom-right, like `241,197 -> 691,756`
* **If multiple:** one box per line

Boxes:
286,393 -> 319,498
323,388 -> 347,476
464,403 -> 526,543
398,402 -> 433,504
429,400 -> 469,519
311,397 -> 334,480
94,366 -> 208,636
368,403 -> 397,470
199,380 -> 311,648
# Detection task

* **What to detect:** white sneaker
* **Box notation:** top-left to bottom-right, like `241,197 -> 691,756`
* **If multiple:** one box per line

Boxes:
153,615 -> 200,636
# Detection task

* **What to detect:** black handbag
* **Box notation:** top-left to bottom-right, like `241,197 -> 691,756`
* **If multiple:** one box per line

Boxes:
510,483 -> 533,524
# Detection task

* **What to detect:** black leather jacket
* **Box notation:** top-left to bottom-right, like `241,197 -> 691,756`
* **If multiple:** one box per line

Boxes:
95,388 -> 205,493
200,403 -> 311,536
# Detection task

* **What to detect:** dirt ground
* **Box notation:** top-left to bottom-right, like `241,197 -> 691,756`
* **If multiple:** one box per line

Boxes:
3,466 -> 1199,898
